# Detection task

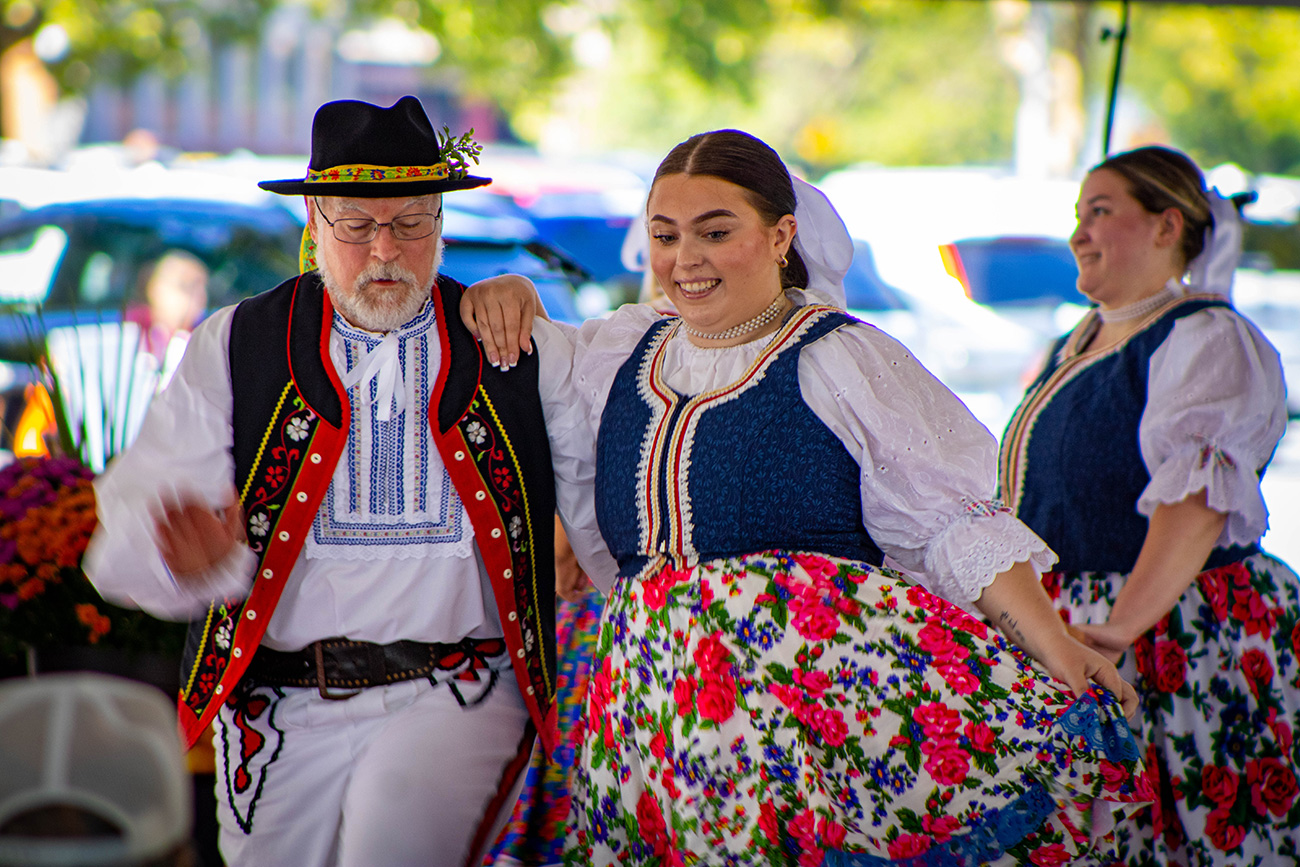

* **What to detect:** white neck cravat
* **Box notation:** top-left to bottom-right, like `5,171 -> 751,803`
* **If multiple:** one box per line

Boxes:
340,332 -> 406,422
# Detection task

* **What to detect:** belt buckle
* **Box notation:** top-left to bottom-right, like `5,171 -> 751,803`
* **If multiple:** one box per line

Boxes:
313,641 -> 362,701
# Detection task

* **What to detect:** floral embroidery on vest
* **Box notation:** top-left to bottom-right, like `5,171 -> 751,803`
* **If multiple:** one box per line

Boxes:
459,387 -> 551,699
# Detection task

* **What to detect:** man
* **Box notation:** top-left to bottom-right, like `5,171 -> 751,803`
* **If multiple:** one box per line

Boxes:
85,96 -> 610,867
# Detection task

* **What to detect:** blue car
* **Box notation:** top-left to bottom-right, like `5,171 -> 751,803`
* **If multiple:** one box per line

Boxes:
0,195 -> 589,451
0,195 -> 588,362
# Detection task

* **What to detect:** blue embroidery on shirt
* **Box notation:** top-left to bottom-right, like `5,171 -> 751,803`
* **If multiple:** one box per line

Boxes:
313,302 -> 468,549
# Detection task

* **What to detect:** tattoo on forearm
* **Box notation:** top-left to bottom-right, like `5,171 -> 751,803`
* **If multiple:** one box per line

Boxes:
999,611 -> 1029,647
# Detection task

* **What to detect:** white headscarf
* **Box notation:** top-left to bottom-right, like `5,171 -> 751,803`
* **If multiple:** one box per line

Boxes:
791,176 -> 854,309
1184,188 -> 1245,300
622,174 -> 857,310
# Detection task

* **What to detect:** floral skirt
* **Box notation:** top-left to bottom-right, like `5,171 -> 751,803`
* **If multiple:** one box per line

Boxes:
490,587 -> 605,866
563,551 -> 1148,867
1043,552 -> 1300,867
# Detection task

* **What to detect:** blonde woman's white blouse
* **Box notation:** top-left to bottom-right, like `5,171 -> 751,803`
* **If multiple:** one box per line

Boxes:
1137,306 -> 1288,548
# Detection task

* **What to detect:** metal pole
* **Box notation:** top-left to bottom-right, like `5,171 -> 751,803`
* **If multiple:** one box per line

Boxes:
1102,0 -> 1131,156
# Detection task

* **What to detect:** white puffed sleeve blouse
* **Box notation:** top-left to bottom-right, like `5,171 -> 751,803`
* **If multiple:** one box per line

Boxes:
1137,306 -> 1288,548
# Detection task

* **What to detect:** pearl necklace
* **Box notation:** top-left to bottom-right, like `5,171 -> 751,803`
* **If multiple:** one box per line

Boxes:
680,294 -> 786,342
1097,285 -> 1178,323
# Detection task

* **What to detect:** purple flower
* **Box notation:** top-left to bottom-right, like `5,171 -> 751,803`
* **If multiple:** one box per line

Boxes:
0,537 -> 16,565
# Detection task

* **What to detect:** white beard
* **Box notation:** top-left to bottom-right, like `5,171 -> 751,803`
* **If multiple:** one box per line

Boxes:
318,241 -> 443,333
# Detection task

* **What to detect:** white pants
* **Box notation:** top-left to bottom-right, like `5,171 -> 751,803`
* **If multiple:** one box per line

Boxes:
212,670 -> 531,867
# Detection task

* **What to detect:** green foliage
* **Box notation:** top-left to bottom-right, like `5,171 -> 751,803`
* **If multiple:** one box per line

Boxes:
9,0 -> 1300,179
3,0 -> 277,91
351,0 -> 574,114
534,0 -> 1019,174
1119,5 -> 1300,174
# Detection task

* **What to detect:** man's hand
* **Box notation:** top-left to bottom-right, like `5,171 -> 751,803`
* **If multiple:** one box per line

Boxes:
460,275 -> 546,371
155,491 -> 246,581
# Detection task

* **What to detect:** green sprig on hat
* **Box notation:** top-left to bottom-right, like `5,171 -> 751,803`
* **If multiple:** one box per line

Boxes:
437,126 -> 483,180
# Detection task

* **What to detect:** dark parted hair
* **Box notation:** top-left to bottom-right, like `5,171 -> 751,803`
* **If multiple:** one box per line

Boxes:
651,130 -> 809,290
1092,145 -> 1213,268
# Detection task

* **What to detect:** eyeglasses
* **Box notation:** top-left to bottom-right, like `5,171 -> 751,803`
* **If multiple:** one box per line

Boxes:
314,198 -> 443,244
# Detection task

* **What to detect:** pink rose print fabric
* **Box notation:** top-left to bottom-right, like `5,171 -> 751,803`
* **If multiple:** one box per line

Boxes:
1043,553 -> 1300,867
563,552 -> 1149,866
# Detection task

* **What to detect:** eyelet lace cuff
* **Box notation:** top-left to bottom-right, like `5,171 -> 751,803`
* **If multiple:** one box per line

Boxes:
922,502 -> 1057,604
1139,440 -> 1267,547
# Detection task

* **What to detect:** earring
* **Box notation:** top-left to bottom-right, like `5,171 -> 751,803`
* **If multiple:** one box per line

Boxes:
779,254 -> 789,268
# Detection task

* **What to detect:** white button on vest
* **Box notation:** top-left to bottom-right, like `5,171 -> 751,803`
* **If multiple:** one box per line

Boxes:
491,528 -> 502,538
296,492 -> 308,502
215,684 -> 224,694
508,612 -> 517,622
454,450 -> 466,461
261,569 -> 273,579
233,648 -> 242,658
278,531 -> 289,541
246,610 -> 257,620
475,491 -> 486,501
516,649 -> 525,658
310,453 -> 322,464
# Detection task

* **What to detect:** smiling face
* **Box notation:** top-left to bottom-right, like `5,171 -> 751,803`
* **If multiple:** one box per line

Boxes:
1070,168 -> 1183,308
309,194 -> 443,332
646,173 -> 795,337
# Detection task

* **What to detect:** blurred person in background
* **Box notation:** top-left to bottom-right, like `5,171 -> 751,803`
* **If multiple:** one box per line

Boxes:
10,250 -> 209,459
466,128 -> 1148,866
125,249 -> 210,365
0,672 -> 195,867
83,95 -> 611,867
1000,144 -> 1300,866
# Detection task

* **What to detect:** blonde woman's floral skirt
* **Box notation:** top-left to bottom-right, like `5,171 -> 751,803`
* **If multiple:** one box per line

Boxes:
1042,552 -> 1300,867
562,551 -> 1149,867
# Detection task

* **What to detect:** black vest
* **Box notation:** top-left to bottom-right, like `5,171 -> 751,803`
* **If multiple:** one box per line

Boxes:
176,272 -> 559,750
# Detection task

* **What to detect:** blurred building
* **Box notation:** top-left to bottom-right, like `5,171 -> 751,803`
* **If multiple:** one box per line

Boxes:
37,8 -> 509,159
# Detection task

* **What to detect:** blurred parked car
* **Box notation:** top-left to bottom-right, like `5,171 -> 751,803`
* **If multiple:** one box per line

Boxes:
0,194 -> 589,359
844,239 -> 1043,432
938,234 -> 1091,338
0,190 -> 591,454
940,235 -> 1085,307
1234,268 -> 1300,418
466,147 -> 649,300
0,198 -> 300,363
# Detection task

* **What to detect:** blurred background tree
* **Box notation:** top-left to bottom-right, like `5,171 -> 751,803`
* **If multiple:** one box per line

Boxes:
2,0 -> 1299,178
1118,4 -> 1300,174
1,0 -> 276,101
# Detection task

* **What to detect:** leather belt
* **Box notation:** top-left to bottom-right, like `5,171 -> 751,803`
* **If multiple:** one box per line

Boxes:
246,636 -> 507,700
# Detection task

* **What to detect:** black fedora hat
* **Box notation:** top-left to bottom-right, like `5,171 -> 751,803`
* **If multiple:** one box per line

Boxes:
258,96 -> 490,197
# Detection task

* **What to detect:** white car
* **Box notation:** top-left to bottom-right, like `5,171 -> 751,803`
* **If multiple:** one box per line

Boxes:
844,239 -> 1045,434
1233,268 -> 1300,418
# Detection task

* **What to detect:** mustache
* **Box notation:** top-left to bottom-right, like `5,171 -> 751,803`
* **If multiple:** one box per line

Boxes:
355,261 -> 421,291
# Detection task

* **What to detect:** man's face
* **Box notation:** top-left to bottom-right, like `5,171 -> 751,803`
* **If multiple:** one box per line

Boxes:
309,194 -> 443,333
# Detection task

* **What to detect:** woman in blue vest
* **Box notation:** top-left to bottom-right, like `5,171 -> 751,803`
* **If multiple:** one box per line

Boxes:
472,130 -> 1161,866
1000,145 -> 1300,866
